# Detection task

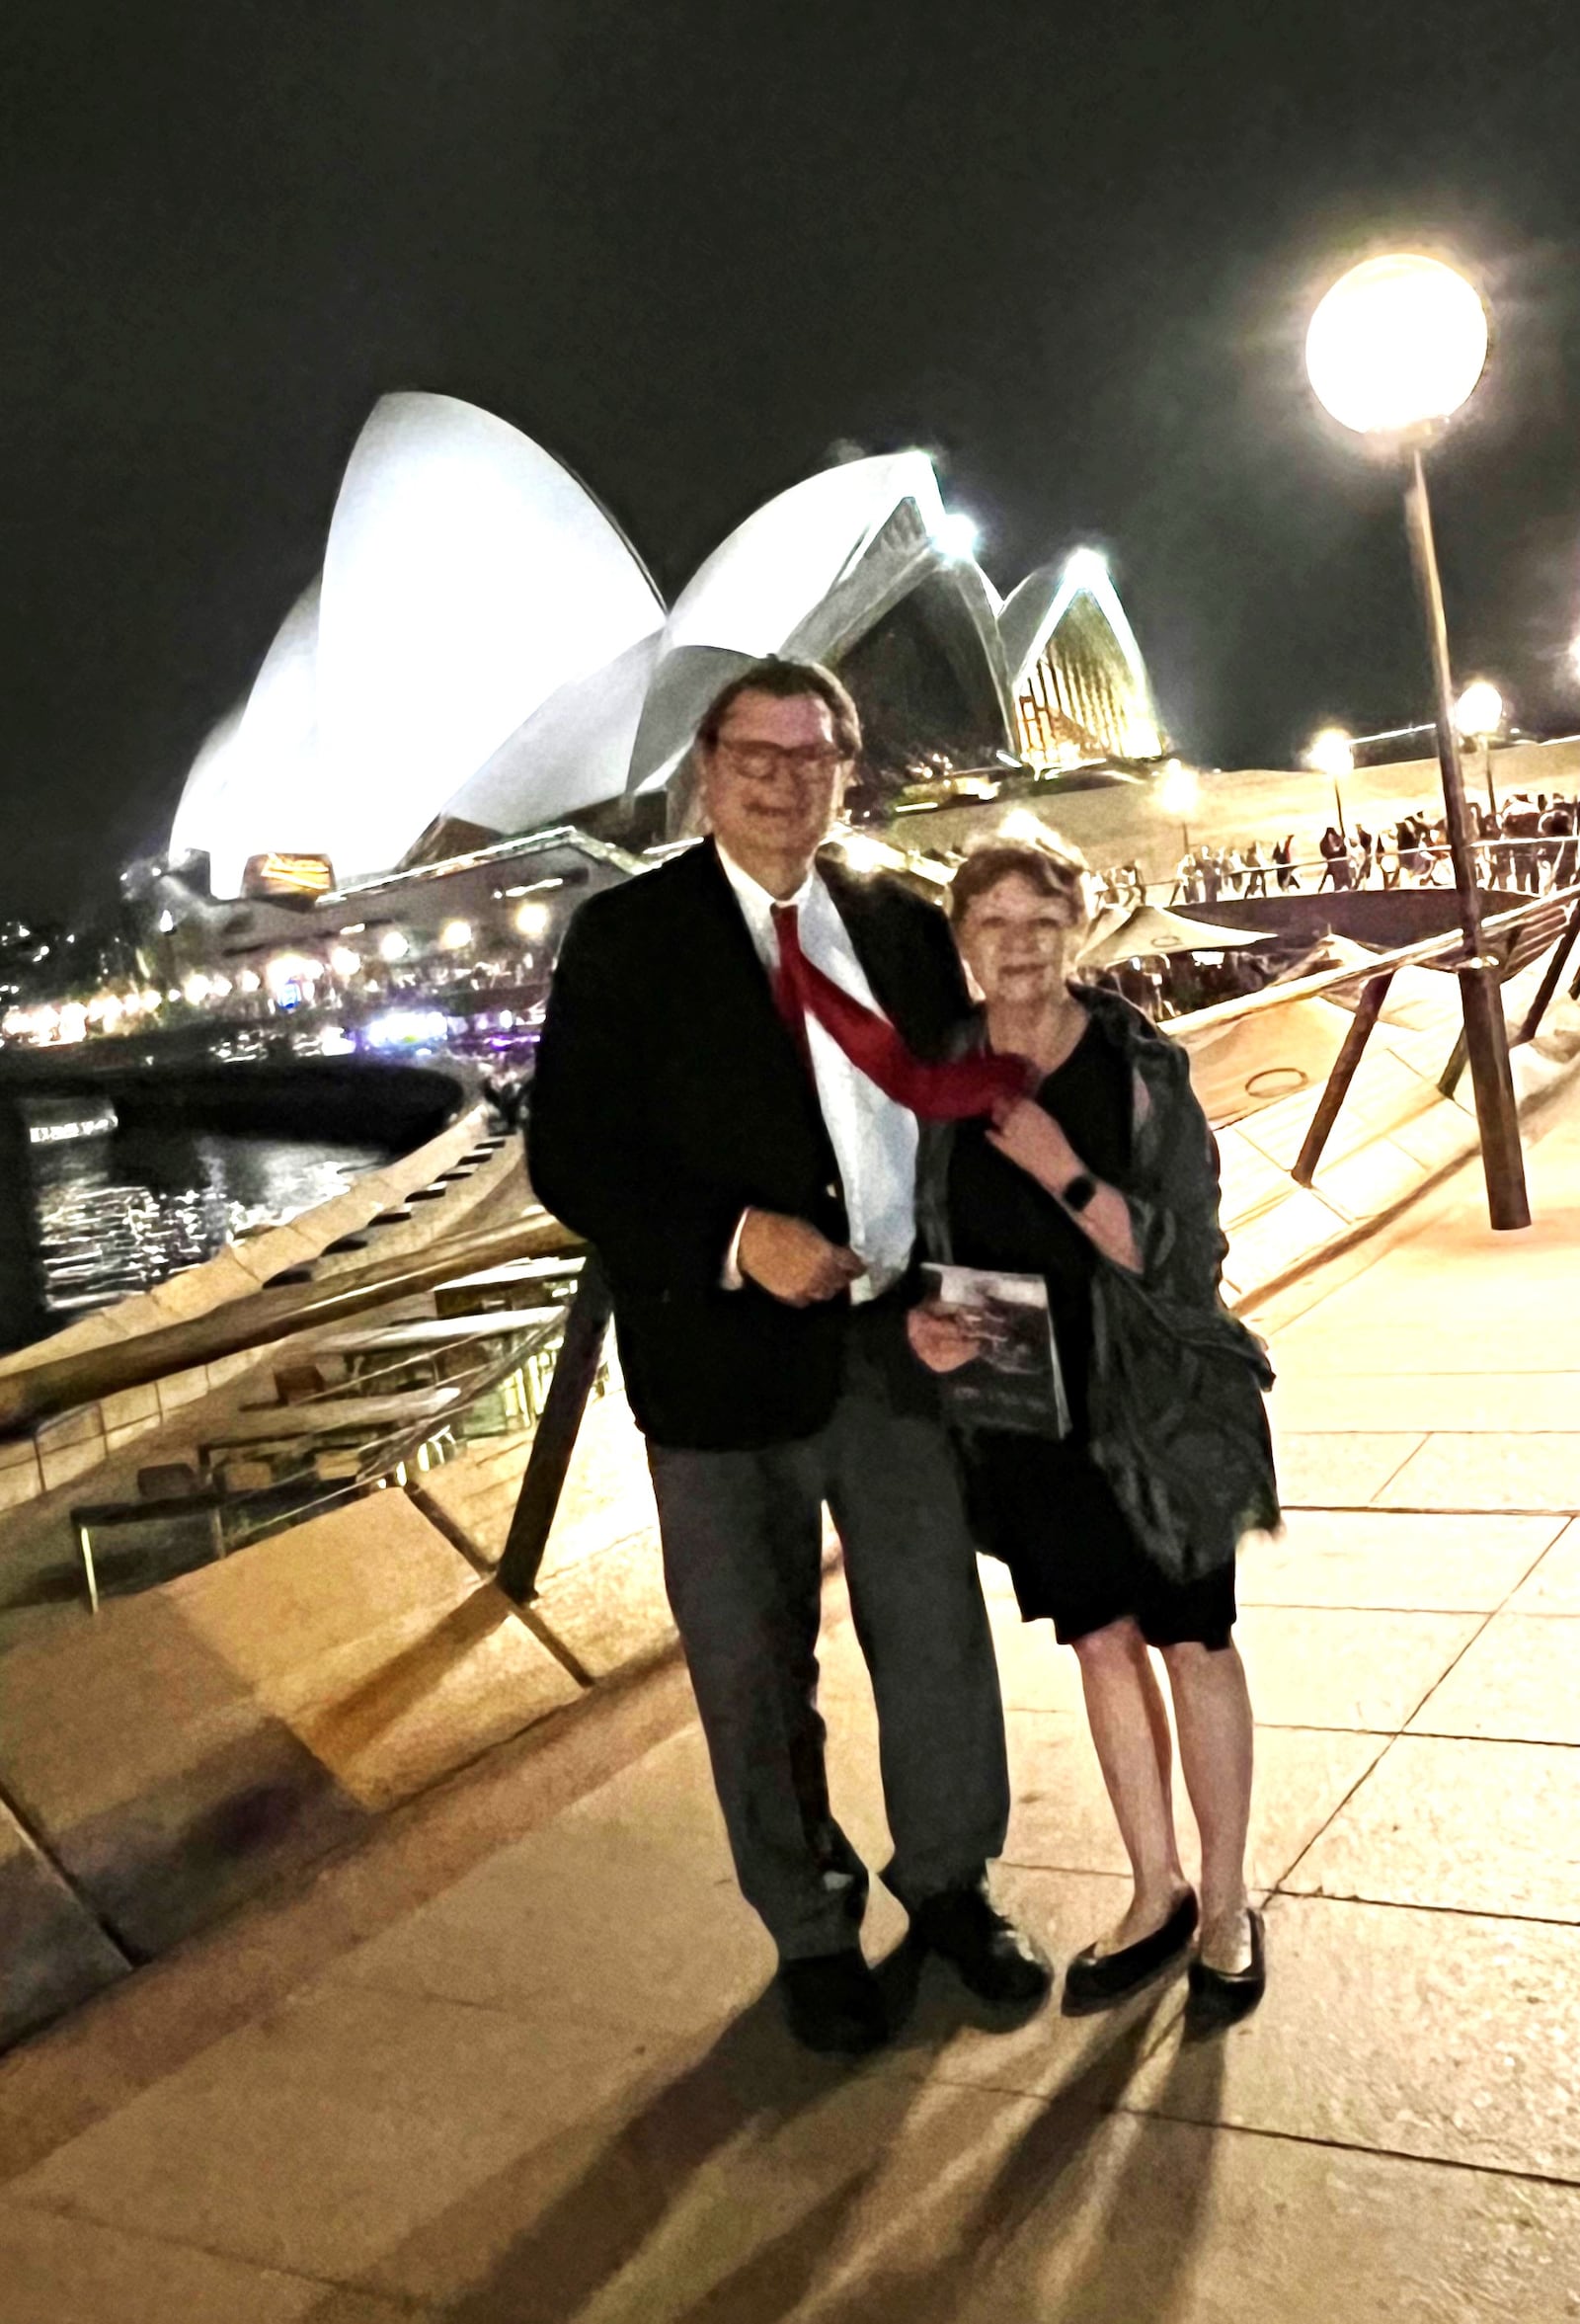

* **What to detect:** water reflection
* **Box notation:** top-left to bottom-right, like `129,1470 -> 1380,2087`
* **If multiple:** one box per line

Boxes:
31,1129 -> 392,1319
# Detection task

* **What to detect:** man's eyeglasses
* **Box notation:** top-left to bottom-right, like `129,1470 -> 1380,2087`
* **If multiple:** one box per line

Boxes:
712,739 -> 851,783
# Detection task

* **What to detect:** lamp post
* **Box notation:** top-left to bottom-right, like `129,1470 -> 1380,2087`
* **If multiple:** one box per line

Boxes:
1455,678 -> 1504,815
1305,252 -> 1529,1230
1305,725 -> 1355,840
1158,757 -> 1199,855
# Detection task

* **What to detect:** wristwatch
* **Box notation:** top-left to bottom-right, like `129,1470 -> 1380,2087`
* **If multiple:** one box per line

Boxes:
1060,1173 -> 1097,1213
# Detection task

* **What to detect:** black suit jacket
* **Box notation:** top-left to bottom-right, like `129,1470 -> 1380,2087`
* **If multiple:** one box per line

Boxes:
526,838 -> 971,1449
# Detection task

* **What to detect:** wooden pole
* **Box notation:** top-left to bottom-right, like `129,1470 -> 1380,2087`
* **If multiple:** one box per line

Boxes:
1292,971 -> 1394,1186
1403,448 -> 1530,1230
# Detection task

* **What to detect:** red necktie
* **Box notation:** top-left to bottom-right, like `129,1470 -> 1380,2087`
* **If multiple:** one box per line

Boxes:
770,903 -> 1032,1122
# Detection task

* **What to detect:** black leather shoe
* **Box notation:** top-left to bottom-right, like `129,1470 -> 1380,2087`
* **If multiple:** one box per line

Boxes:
1186,1908 -> 1266,2032
910,1883 -> 1054,2009
1062,1889 -> 1199,2015
776,1950 -> 890,2056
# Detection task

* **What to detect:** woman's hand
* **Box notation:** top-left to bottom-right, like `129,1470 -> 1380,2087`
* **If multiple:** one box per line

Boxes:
907,1301 -> 985,1373
988,1098 -> 1144,1273
987,1098 -> 1082,1196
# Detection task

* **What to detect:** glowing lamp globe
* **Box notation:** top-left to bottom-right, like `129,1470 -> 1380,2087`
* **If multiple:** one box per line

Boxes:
1305,255 -> 1488,436
1305,726 -> 1355,781
1455,679 -> 1503,740
1157,759 -> 1199,820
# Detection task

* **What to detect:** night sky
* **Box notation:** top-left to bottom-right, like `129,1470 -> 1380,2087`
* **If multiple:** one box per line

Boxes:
8,0 -> 1580,922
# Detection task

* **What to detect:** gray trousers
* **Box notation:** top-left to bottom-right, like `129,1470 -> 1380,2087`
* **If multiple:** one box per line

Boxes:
648,1322 -> 1011,1961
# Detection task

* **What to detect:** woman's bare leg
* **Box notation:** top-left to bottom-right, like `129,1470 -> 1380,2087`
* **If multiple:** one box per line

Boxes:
1071,1618 -> 1190,1951
1159,1639 -> 1255,1971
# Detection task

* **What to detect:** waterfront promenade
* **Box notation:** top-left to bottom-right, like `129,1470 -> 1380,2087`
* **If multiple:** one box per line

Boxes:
1,1104 -> 1578,2318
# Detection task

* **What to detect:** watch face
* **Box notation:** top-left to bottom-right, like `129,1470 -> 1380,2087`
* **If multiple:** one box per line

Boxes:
1064,1173 -> 1097,1213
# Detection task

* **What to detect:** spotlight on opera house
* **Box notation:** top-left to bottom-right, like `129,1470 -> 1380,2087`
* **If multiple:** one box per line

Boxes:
130,393 -> 1168,1004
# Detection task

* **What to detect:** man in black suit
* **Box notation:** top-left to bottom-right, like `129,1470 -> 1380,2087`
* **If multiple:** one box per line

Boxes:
529,659 -> 1049,2052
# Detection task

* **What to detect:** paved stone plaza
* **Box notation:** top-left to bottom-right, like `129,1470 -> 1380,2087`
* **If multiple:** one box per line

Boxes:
2,1102 -> 1578,2320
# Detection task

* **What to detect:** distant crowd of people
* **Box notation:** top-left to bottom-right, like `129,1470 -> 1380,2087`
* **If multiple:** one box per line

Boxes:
1099,790 -> 1580,912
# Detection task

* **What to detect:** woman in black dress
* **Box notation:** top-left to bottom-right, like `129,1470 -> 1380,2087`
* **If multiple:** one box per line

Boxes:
908,834 -> 1278,2026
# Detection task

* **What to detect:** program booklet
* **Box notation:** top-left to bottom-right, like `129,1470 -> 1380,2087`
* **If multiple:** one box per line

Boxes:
920,1264 -> 1070,1439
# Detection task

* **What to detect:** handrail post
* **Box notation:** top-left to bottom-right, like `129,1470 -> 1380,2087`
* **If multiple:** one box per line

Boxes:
1292,970 -> 1394,1186
495,1254 -> 613,1605
1515,893 -> 1580,1047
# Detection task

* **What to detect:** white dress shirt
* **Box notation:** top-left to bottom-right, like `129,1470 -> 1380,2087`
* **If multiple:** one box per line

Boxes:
717,845 -> 918,1303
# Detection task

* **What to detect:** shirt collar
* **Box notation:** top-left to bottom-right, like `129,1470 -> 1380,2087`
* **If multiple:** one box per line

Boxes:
714,841 -> 821,924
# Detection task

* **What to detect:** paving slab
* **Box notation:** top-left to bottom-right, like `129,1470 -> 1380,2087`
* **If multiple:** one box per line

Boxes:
0,2202 -> 421,2324
1003,1708 -> 1386,1891
899,2114 -> 1580,2324
1509,1517 -> 1580,1612
9,1979 -> 668,2296
1269,1430 -> 1426,1506
1377,1432 -> 1580,1512
1273,1369 -> 1580,1433
1407,1610 -> 1580,1744
320,1816 -> 774,2043
1126,1892 -> 1580,2181
0,1802 -> 129,2047
1236,1508 -> 1563,1610
1229,1605 -> 1484,1731
1286,1732 -> 1580,1921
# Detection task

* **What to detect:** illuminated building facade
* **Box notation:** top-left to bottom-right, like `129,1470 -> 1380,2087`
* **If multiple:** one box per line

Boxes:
161,397 -> 1166,923
1000,548 -> 1165,769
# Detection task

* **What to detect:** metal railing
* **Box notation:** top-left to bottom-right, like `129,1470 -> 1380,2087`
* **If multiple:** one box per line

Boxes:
1156,882 -> 1580,1039
10,876 -> 1580,1633
1161,881 -> 1580,1193
0,1204 -> 582,1439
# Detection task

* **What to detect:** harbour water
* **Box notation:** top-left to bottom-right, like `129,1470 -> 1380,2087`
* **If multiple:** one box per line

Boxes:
28,1126 -> 393,1328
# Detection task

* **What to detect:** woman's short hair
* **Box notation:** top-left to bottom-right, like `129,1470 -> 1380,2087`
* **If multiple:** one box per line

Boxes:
697,659 -> 863,759
947,828 -> 1093,927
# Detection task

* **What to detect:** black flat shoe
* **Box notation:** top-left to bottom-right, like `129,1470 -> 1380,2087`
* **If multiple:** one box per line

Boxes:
909,1882 -> 1054,2010
1186,1908 -> 1266,2031
776,1949 -> 890,2056
1062,1889 -> 1199,2016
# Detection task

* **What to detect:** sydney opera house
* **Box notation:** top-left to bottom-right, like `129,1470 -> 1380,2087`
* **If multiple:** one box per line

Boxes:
143,391 -> 1166,983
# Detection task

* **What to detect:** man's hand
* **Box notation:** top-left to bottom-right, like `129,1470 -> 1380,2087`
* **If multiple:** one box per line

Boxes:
737,1210 -> 866,1307
906,1301 -> 985,1374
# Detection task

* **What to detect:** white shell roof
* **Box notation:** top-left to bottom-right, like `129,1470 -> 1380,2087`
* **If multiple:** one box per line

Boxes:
999,547 -> 1154,705
438,630 -> 662,836
170,393 -> 664,890
627,451 -> 962,791
168,703 -> 248,876
175,582 -> 323,899
663,451 -> 946,659
315,393 -> 664,877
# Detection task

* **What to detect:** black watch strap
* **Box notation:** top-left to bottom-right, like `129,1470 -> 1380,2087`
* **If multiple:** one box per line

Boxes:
1061,1172 -> 1098,1213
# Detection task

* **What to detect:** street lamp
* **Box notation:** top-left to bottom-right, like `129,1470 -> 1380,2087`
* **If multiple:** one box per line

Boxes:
1455,678 -> 1504,814
1305,252 -> 1528,1230
1157,758 -> 1199,853
1305,725 -> 1355,837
